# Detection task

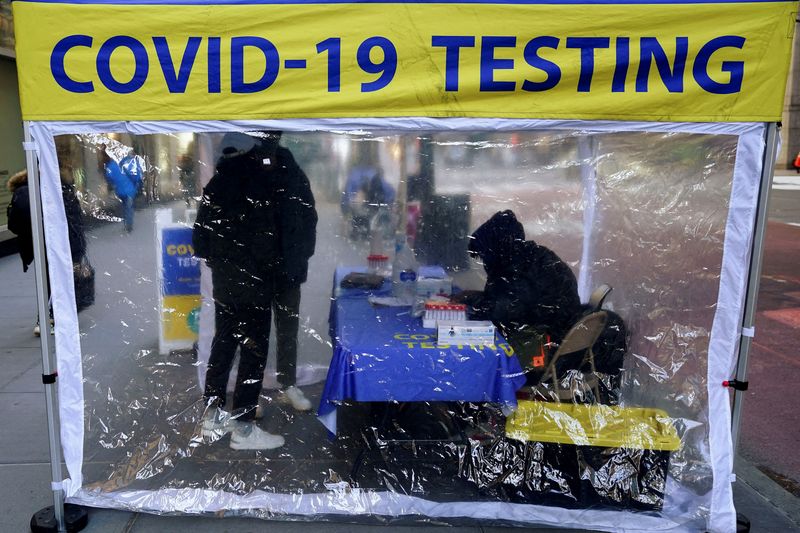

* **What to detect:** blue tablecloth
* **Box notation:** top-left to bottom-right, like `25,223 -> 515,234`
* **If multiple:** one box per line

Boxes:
318,267 -> 527,434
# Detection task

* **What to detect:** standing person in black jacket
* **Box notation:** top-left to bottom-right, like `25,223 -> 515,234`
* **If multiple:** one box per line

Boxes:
457,210 -> 581,381
255,132 -> 318,412
6,169 -> 87,336
6,170 -> 34,274
193,131 -> 317,450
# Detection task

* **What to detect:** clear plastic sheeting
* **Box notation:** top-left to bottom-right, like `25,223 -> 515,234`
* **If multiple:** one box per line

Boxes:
32,121 -> 764,532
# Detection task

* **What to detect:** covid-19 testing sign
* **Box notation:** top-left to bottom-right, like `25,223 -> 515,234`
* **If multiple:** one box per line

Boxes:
11,0 -> 797,122
155,210 -> 201,354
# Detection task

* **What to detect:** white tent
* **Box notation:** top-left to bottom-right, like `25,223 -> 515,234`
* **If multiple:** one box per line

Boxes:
12,0 -> 795,531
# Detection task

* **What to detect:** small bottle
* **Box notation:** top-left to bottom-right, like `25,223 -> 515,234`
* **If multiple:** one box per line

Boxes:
392,235 -> 419,305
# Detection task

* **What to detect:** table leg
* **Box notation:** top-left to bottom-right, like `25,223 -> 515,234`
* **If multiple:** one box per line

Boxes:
349,403 -> 394,483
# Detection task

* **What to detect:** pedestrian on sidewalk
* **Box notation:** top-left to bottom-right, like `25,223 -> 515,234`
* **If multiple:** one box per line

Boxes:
178,145 -> 197,206
6,168 -> 88,335
100,146 -> 143,232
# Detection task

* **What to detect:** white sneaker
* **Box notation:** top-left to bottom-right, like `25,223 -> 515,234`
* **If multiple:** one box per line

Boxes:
230,423 -> 284,450
201,407 -> 240,439
281,386 -> 312,412
33,318 -> 55,337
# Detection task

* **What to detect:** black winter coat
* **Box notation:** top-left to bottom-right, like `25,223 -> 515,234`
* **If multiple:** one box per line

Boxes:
193,147 -> 317,304
7,180 -> 86,272
468,210 -> 581,343
271,147 -> 317,285
7,183 -> 33,271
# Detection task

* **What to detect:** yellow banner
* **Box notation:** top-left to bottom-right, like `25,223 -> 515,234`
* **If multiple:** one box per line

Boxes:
12,0 -> 798,122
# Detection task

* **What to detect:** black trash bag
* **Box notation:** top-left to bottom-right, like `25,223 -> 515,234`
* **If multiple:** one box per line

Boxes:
458,437 -> 581,507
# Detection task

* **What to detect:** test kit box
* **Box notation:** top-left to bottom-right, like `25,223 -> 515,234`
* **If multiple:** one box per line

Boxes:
437,320 -> 496,345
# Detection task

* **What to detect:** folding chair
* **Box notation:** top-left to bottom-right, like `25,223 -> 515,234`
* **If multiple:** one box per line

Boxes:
535,310 -> 608,403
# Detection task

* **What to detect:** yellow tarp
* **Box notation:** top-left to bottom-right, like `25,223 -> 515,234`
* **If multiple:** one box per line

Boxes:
506,400 -> 681,451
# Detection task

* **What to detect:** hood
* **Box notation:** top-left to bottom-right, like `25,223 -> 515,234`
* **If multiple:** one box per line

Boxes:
7,170 -> 28,192
215,148 -> 262,178
219,132 -> 258,160
468,210 -> 526,274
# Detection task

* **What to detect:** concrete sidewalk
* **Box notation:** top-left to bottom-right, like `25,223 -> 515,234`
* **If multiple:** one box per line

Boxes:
0,214 -> 798,532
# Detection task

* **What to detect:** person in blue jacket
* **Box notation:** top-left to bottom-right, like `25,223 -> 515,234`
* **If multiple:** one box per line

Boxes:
101,147 -> 143,232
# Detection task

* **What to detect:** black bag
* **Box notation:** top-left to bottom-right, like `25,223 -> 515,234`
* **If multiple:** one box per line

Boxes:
74,256 -> 95,312
340,272 -> 384,289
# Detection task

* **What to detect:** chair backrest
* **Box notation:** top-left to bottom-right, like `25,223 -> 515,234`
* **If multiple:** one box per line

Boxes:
555,311 -> 608,359
532,285 -> 619,404
588,284 -> 612,312
547,311 -> 608,395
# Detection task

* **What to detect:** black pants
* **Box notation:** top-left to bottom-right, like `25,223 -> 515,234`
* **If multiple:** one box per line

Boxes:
204,299 -> 272,421
274,284 -> 301,388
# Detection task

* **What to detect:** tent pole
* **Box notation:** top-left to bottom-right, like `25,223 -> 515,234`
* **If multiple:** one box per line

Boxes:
23,123 -> 66,531
577,134 -> 597,303
24,124 -> 89,533
730,121 -> 779,456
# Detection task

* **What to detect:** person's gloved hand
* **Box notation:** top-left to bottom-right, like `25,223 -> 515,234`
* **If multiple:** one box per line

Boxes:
449,290 -> 482,305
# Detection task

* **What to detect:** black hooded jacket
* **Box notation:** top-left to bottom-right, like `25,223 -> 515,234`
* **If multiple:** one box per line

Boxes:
193,146 -> 317,304
468,210 -> 581,343
7,177 -> 33,270
7,172 -> 86,272
271,147 -> 318,285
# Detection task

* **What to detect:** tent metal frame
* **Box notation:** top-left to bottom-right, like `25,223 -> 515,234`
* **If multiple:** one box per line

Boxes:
25,121 -> 67,532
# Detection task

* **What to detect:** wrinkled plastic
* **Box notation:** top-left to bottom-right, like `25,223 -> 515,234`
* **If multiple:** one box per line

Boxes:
34,122 -> 763,532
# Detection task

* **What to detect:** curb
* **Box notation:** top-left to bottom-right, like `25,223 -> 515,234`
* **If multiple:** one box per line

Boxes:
736,455 -> 800,527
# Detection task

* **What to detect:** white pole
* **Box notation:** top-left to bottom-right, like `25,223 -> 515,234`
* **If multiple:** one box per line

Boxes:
577,135 -> 597,303
24,122 -> 67,532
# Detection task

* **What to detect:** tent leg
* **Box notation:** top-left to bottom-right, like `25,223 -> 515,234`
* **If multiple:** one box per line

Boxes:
728,122 -> 779,533
730,122 -> 779,455
23,123 -> 89,533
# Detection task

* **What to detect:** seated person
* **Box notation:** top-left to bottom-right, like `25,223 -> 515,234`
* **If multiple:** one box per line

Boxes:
341,167 -> 395,239
455,210 -> 582,381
